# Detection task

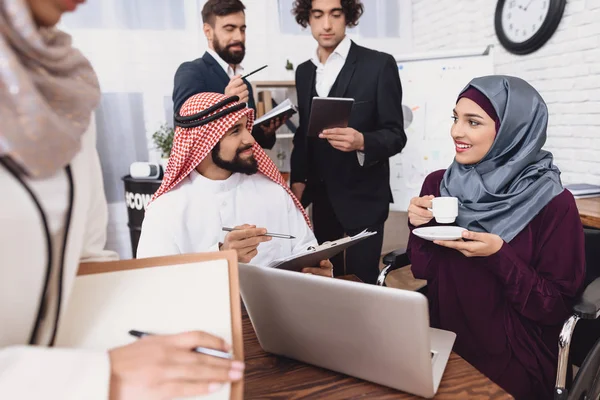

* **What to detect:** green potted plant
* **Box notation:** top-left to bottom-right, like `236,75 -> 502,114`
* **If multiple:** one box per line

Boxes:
152,123 -> 174,168
284,59 -> 294,79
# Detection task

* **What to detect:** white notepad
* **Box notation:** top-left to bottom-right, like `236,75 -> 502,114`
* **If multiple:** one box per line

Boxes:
55,251 -> 243,400
254,98 -> 297,125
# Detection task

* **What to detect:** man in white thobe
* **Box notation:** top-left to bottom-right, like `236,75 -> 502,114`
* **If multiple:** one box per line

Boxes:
137,92 -> 332,277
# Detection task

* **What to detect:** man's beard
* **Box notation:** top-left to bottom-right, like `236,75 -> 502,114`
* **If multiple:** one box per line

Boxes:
213,35 -> 246,65
212,142 -> 258,175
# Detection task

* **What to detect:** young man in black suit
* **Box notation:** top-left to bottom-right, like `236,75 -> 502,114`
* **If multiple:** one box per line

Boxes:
172,0 -> 284,149
290,0 -> 407,284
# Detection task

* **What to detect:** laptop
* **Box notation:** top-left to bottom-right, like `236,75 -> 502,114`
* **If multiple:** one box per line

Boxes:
238,264 -> 456,399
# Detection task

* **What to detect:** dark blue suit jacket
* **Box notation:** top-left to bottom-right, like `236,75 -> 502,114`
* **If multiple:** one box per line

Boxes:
172,52 -> 275,149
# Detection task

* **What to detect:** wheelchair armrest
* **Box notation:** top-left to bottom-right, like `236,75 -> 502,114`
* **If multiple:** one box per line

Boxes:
574,277 -> 600,320
382,248 -> 410,269
377,248 -> 410,286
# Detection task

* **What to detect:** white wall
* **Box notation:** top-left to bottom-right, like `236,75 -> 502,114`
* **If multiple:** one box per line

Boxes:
411,0 -> 600,185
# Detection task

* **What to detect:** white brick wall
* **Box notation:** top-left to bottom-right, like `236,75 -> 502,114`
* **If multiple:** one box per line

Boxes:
412,0 -> 600,185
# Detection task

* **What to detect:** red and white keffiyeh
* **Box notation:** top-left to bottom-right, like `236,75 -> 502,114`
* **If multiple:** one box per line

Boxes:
150,92 -> 310,227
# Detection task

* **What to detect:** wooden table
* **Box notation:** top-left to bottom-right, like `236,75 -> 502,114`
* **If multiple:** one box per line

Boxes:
576,197 -> 600,229
243,310 -> 513,399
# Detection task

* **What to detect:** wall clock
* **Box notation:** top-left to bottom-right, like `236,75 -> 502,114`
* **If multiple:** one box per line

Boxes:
495,0 -> 567,55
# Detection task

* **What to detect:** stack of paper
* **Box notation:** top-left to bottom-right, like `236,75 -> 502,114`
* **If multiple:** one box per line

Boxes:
266,230 -> 377,271
565,183 -> 600,199
254,98 -> 297,126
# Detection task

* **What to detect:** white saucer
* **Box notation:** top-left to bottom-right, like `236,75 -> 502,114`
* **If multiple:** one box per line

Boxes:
413,226 -> 466,241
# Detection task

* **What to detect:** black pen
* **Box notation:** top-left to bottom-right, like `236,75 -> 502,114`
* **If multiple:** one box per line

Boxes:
222,227 -> 295,239
128,330 -> 233,360
240,65 -> 268,80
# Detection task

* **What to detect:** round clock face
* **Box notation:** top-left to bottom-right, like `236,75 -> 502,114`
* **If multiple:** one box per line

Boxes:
501,0 -> 550,43
495,0 -> 566,55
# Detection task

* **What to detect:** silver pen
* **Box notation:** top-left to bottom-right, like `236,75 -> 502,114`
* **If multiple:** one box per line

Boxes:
128,330 -> 233,360
222,227 -> 295,239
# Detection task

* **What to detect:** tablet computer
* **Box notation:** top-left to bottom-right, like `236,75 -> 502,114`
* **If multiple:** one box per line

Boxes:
307,97 -> 354,137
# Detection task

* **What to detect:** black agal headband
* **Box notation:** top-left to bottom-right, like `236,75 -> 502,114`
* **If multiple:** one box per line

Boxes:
173,96 -> 246,128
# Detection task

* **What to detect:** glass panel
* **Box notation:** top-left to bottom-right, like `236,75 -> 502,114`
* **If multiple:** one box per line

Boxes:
164,96 -> 175,128
61,0 -> 186,30
278,0 -> 310,35
61,1 -> 106,29
119,0 -> 186,30
384,0 -> 401,37
358,1 -> 379,38
95,93 -> 149,203
357,0 -> 403,38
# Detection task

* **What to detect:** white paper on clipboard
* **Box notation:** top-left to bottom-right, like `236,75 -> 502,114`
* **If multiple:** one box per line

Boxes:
266,230 -> 376,271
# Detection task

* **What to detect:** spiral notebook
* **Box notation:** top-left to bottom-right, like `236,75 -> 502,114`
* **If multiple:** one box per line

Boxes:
266,230 -> 376,271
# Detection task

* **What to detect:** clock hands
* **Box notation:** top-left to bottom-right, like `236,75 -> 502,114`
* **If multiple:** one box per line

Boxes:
518,0 -> 536,11
524,0 -> 535,10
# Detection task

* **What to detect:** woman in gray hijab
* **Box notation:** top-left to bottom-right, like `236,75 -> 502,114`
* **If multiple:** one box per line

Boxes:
406,75 -> 585,399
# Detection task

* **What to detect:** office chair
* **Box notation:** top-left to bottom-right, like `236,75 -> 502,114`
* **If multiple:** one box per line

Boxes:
377,247 -> 410,287
377,230 -> 600,400
555,228 -> 600,400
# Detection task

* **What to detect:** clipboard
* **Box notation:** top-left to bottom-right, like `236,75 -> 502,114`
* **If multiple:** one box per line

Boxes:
55,251 -> 243,400
266,230 -> 376,272
307,97 -> 354,137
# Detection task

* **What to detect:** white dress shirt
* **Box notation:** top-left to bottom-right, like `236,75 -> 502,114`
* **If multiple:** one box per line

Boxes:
311,35 -> 351,97
207,48 -> 244,78
137,171 -> 317,267
310,36 -> 364,165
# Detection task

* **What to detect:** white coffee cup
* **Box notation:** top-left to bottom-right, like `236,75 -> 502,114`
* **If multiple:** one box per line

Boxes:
430,197 -> 458,224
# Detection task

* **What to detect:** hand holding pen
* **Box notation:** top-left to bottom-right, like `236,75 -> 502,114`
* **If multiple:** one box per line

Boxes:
109,330 -> 244,399
219,224 -> 272,263
129,330 -> 233,359
225,65 -> 268,105
222,226 -> 295,239
225,76 -> 249,104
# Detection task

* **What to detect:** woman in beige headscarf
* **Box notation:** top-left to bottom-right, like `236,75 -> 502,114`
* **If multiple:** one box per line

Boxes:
0,0 -> 244,398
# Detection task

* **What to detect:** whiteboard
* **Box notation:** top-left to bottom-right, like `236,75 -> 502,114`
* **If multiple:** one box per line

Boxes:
390,46 -> 494,211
